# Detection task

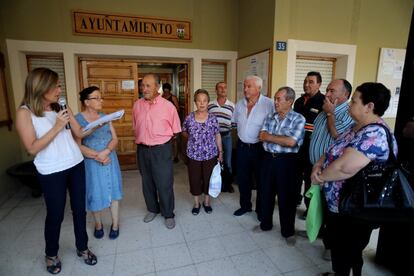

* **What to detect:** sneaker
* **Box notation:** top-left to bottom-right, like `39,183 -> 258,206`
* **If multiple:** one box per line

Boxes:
233,208 -> 252,216
143,212 -> 158,223
94,227 -> 104,239
285,236 -> 296,246
323,249 -> 331,261
165,218 -> 175,229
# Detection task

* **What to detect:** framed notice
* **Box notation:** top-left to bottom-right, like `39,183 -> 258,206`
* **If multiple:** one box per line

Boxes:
377,48 -> 406,118
236,49 -> 272,100
0,53 -> 12,130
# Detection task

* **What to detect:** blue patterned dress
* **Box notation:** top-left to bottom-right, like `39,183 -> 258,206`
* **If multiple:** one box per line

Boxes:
75,113 -> 123,212
322,120 -> 397,213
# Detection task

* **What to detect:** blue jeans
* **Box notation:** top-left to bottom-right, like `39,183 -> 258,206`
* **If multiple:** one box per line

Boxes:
221,132 -> 233,173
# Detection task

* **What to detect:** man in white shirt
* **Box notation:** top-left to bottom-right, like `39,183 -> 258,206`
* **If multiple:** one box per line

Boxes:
232,75 -> 274,217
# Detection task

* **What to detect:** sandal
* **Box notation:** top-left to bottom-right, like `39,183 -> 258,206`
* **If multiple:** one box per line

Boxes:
76,249 -> 97,266
45,255 -> 61,274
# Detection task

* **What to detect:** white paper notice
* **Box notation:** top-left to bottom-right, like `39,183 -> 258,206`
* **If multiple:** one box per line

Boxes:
82,110 -> 125,133
122,80 -> 135,90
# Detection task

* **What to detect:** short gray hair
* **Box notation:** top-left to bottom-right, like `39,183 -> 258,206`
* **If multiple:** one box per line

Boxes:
278,86 -> 296,102
245,75 -> 263,90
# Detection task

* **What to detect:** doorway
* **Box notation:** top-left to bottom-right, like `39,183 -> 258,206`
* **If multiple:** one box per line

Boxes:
79,57 -> 190,170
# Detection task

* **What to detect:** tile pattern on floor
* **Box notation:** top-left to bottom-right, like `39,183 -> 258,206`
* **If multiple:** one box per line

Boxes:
0,162 -> 394,275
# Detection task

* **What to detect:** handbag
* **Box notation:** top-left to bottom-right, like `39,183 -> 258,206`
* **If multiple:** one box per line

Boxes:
208,162 -> 222,198
339,123 -> 414,223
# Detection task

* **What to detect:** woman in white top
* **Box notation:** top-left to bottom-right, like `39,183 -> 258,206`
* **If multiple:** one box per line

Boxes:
15,68 -> 97,274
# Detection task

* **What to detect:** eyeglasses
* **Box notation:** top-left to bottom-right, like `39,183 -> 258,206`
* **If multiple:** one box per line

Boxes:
87,97 -> 104,101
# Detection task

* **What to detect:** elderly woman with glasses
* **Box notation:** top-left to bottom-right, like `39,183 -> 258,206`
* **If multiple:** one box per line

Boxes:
75,86 -> 123,240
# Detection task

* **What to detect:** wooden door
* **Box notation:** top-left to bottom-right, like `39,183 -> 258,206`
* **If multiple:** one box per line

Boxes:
178,64 -> 189,121
80,59 -> 139,170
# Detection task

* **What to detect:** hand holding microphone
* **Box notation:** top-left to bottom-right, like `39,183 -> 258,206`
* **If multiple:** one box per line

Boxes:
58,97 -> 71,130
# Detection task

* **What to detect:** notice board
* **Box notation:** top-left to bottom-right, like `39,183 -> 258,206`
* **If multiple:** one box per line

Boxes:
236,49 -> 272,100
377,48 -> 406,118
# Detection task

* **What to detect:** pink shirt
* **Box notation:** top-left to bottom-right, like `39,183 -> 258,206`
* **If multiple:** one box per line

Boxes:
132,94 -> 181,145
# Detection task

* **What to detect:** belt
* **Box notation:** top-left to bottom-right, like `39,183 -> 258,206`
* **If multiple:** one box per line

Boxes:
238,139 -> 260,148
264,151 -> 296,158
139,139 -> 171,148
220,131 -> 230,136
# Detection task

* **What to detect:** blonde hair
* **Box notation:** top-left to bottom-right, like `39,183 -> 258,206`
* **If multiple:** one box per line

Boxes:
21,68 -> 59,117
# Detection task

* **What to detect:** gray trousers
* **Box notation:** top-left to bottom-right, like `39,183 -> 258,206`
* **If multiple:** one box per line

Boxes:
137,142 -> 175,218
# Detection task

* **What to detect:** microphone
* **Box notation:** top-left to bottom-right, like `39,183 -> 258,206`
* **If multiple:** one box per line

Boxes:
58,97 -> 71,129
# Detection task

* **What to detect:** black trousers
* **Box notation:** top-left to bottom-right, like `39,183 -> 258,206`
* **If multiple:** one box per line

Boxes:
137,141 -> 175,218
297,137 -> 312,208
236,140 -> 264,214
37,161 -> 88,257
326,211 -> 375,276
260,152 -> 300,237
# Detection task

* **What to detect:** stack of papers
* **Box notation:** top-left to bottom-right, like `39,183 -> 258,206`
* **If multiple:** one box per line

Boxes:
82,109 -> 125,133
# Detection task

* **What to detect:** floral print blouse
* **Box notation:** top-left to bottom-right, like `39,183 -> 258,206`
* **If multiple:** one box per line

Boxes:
322,120 -> 398,213
183,112 -> 220,161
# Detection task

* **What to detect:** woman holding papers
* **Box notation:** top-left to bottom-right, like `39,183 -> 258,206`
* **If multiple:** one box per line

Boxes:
15,68 -> 97,274
75,86 -> 123,240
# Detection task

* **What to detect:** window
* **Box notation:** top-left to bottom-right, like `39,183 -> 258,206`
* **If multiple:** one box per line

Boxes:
27,55 -> 67,98
201,61 -> 226,102
294,56 -> 336,96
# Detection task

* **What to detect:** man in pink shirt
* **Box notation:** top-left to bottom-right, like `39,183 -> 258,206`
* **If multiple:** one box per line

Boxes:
132,74 -> 181,229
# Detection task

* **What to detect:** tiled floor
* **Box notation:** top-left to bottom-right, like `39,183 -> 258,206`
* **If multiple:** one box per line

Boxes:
0,161 -> 394,275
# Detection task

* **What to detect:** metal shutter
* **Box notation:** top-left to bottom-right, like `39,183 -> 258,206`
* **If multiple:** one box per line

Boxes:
201,62 -> 226,102
27,56 -> 67,98
294,57 -> 335,97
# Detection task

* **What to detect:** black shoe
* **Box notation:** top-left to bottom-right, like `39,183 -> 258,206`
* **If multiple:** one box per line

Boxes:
233,208 -> 252,216
109,225 -> 119,240
192,204 -> 201,215
299,210 -> 307,220
94,227 -> 104,239
202,202 -> 213,214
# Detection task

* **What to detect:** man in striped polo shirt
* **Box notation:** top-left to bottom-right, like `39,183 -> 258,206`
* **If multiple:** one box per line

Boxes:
309,78 -> 353,261
293,71 -> 325,218
208,82 -> 235,192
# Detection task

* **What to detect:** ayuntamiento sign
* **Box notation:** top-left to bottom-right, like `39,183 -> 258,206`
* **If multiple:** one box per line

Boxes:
72,11 -> 191,42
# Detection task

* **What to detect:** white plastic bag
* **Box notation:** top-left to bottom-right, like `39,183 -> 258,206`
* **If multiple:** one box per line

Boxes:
208,162 -> 222,198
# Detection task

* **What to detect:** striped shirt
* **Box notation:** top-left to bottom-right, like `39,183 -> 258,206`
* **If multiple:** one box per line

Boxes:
233,95 -> 275,144
309,101 -> 354,164
208,99 -> 235,132
261,109 -> 305,154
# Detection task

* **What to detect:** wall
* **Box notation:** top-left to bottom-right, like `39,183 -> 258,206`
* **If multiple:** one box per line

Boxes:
0,0 -> 239,51
0,12 -> 23,203
272,0 -> 413,94
238,0 -> 275,57
0,0 -> 239,200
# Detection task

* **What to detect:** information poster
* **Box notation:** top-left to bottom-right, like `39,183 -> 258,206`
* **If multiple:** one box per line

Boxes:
236,49 -> 271,101
377,48 -> 406,118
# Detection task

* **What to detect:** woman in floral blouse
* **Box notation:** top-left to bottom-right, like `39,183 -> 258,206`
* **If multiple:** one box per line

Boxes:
311,82 -> 397,276
182,89 -> 223,215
